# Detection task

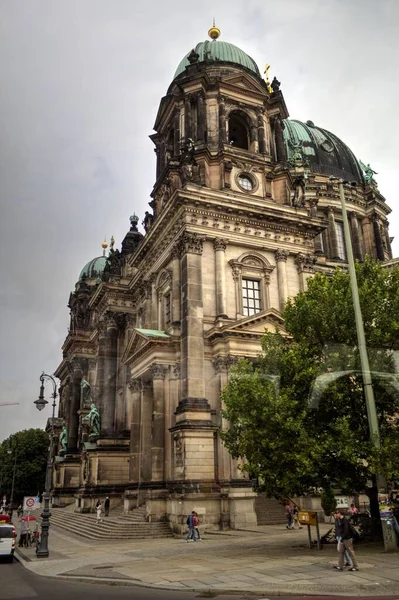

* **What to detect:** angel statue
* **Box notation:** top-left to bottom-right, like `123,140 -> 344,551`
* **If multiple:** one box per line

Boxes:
59,424 -> 68,454
80,378 -> 92,406
359,160 -> 378,185
82,403 -> 101,436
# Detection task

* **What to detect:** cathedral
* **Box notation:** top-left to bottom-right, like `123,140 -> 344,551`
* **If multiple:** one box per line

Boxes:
52,25 -> 395,532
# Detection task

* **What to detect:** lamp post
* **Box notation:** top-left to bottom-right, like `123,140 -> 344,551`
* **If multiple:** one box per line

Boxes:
335,179 -> 381,450
34,372 -> 58,558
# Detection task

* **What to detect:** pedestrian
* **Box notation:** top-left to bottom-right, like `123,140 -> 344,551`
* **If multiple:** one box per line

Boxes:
333,512 -> 351,567
104,496 -> 110,517
291,505 -> 303,529
285,502 -> 293,529
95,500 -> 103,523
19,518 -> 29,547
349,503 -> 359,525
333,510 -> 359,571
193,511 -> 202,541
185,511 -> 197,542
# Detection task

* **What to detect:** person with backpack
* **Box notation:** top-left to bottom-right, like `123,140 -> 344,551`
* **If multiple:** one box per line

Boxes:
333,510 -> 359,571
185,510 -> 197,542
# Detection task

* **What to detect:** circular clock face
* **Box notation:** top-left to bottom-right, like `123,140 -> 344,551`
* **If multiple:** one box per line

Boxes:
238,173 -> 253,191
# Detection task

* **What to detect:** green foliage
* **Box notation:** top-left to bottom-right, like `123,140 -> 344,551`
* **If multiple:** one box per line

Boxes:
221,259 -> 399,500
0,429 -> 48,505
320,486 -> 337,515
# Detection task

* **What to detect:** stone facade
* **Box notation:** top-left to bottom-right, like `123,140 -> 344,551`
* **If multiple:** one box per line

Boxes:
52,30 -> 394,530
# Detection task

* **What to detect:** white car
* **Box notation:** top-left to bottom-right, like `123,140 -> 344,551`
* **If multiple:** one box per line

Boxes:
0,521 -> 16,561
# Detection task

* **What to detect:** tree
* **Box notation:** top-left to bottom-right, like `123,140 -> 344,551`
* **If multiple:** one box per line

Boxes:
0,429 -> 48,506
221,259 -> 399,517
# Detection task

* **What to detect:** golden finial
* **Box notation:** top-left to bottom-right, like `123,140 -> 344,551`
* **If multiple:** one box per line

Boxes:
264,63 -> 272,93
208,18 -> 221,40
101,236 -> 108,256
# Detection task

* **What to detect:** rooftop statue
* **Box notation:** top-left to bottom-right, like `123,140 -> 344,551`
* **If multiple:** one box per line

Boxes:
82,403 -> 101,436
359,160 -> 378,185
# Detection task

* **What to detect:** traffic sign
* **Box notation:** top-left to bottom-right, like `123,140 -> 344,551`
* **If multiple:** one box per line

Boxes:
23,496 -> 36,510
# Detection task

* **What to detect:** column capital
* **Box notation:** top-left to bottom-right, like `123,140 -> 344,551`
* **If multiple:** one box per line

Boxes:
128,378 -> 141,393
213,237 -> 228,252
275,248 -> 288,262
150,364 -> 168,380
88,358 -> 97,370
178,232 -> 205,256
295,252 -> 316,273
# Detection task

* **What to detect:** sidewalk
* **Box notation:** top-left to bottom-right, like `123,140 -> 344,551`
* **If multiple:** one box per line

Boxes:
15,522 -> 399,596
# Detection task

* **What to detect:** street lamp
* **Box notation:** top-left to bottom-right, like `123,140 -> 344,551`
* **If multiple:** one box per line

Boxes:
334,179 -> 381,451
34,372 -> 58,558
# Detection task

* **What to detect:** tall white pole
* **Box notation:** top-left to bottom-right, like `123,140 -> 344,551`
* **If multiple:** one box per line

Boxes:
338,180 -> 380,449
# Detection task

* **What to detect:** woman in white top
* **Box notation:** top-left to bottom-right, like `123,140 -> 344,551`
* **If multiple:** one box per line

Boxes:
95,500 -> 103,523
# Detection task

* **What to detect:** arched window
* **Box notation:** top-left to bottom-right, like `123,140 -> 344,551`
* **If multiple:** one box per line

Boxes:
228,112 -> 249,150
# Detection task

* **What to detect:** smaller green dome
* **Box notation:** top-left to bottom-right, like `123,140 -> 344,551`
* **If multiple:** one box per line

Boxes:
174,40 -> 261,80
79,256 -> 107,281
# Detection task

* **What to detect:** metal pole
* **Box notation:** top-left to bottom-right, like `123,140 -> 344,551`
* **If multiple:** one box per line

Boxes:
10,451 -> 18,509
34,372 -> 57,558
338,180 -> 380,449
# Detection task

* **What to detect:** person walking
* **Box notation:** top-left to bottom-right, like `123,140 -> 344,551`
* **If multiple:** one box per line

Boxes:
19,518 -> 29,547
185,511 -> 197,542
193,511 -> 202,540
95,500 -> 103,524
104,496 -> 110,517
333,512 -> 352,567
333,510 -> 359,571
285,502 -> 293,529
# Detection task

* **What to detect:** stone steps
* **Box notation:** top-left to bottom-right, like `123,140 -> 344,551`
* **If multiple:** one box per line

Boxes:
255,496 -> 286,525
49,508 -> 172,540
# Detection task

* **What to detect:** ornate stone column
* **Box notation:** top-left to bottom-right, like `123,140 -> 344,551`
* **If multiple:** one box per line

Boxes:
218,95 -> 227,145
179,232 -> 206,401
327,206 -> 340,260
150,364 -> 167,481
384,221 -> 393,259
273,117 -> 286,162
102,312 -> 118,435
373,214 -> 385,260
257,108 -> 267,154
68,358 -> 83,452
295,253 -> 316,292
141,380 -> 153,482
184,95 -> 192,142
214,238 -> 228,318
212,356 -> 232,483
171,244 -> 181,326
275,249 -> 289,312
350,212 -> 364,261
173,108 -> 180,158
95,319 -> 107,416
128,379 -> 141,482
361,216 -> 374,257
197,91 -> 206,142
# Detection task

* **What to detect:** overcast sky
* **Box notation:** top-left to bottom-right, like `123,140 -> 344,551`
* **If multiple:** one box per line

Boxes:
0,0 -> 398,443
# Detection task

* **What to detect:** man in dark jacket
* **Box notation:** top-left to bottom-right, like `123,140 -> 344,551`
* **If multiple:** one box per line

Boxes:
104,497 -> 110,517
334,510 -> 359,571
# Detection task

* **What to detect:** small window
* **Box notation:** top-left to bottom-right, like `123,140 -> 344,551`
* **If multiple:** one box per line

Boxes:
242,279 -> 261,316
238,174 -> 253,192
228,112 -> 249,149
336,222 -> 347,261
164,292 -> 171,328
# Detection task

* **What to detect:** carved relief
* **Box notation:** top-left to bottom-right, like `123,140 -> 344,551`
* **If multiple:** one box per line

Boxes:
177,232 -> 205,255
128,378 -> 141,393
150,364 -> 167,380
295,253 -> 317,273
174,433 -> 184,468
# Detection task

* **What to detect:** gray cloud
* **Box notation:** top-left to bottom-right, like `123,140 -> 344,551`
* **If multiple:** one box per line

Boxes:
0,0 -> 398,441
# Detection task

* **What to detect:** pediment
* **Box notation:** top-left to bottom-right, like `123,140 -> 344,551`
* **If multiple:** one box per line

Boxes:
122,328 -> 171,364
207,309 -> 287,339
221,73 -> 266,95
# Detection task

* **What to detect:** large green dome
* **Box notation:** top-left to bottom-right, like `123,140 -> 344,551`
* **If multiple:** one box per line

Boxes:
174,39 -> 261,80
283,119 -> 364,183
79,256 -> 107,281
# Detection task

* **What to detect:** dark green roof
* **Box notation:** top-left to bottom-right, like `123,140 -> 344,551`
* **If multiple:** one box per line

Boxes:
135,328 -> 170,338
174,40 -> 261,80
283,119 -> 364,183
79,256 -> 107,281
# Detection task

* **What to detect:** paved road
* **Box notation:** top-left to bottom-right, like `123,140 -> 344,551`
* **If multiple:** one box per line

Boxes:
0,558 -> 195,600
